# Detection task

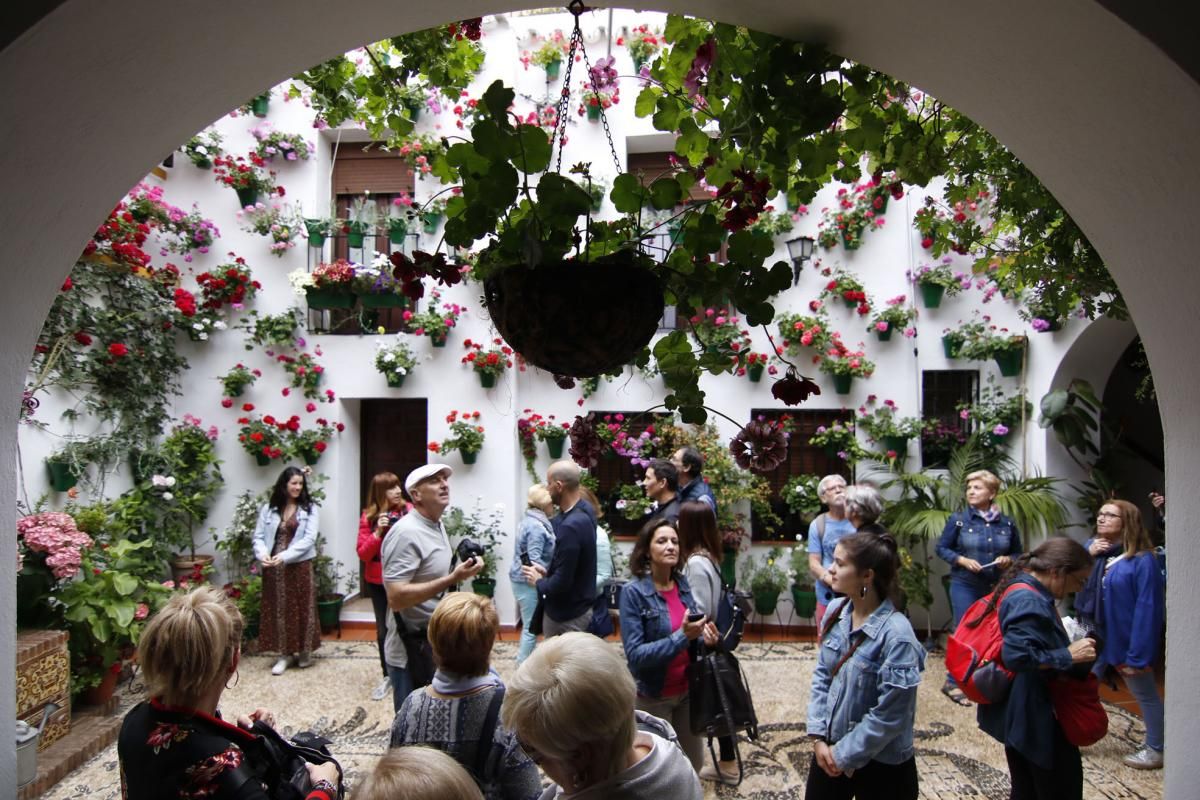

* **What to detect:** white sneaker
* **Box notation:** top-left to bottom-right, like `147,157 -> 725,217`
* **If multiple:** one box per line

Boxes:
1123,746 -> 1163,770
371,676 -> 392,701
271,657 -> 292,676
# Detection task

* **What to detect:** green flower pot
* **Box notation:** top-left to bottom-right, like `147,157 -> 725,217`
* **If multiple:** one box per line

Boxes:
46,458 -> 79,492
234,187 -> 259,209
386,373 -> 406,388
479,372 -> 496,389
842,296 -> 859,309
545,438 -> 565,459
306,288 -> 355,309
403,100 -> 422,122
586,104 -> 602,121
720,550 -> 738,588
841,228 -> 863,250
545,58 -> 562,81
942,334 -> 962,359
881,435 -> 909,455
791,585 -> 818,618
303,451 -> 321,466
460,450 -> 478,465
422,213 -> 441,234
431,335 -> 447,348
254,453 -> 272,467
471,577 -> 496,598
251,95 -> 269,117
194,157 -> 212,169
304,219 -> 327,247
317,596 -> 342,631
753,589 -> 779,616
872,191 -> 890,215
919,282 -> 945,309
833,373 -> 853,395
994,347 -> 1025,377
747,363 -> 765,382
359,293 -> 407,308
346,223 -> 367,248
875,322 -> 893,341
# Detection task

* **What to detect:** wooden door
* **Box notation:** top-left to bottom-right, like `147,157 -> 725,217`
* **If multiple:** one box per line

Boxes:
359,399 -> 429,507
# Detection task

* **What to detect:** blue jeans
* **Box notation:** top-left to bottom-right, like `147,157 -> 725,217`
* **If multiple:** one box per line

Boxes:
511,578 -> 540,664
947,579 -> 990,681
386,664 -> 414,714
1123,669 -> 1164,752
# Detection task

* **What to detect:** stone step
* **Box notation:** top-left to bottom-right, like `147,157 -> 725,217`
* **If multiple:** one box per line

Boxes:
18,699 -> 122,799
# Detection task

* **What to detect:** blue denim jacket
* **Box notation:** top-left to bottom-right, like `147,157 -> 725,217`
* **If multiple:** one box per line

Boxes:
806,597 -> 926,771
507,509 -> 555,583
619,575 -> 699,698
936,507 -> 1022,591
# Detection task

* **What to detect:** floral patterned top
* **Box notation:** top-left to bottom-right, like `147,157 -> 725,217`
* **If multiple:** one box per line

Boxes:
118,698 -> 335,800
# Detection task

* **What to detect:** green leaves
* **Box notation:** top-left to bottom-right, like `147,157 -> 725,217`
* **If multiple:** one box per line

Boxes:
610,173 -> 649,213
675,117 -> 710,165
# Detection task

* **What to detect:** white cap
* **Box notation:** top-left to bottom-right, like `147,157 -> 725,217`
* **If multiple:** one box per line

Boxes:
405,463 -> 453,494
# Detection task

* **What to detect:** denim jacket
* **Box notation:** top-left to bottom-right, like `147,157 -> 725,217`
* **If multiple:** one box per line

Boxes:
251,504 -> 319,564
936,507 -> 1022,591
508,509 -> 555,583
619,575 -> 699,698
806,597 -> 926,771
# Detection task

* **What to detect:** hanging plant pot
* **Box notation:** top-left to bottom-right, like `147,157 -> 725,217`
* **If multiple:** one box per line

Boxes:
388,221 -> 409,244
875,322 -> 893,341
841,228 -> 863,250
403,100 -> 422,122
545,438 -> 565,459
304,219 -> 327,247
386,373 -> 406,388
842,296 -> 859,309
479,372 -> 497,389
720,550 -> 738,588
1037,318 -> 1063,333
942,334 -> 962,358
359,293 -> 407,309
633,55 -> 647,72
747,363 -> 765,382
994,346 -> 1026,377
881,435 -> 909,455
471,577 -> 496,598
346,223 -> 367,248
422,213 -> 442,234
303,451 -> 321,466
753,589 -> 779,616
194,157 -> 213,169
919,282 -> 945,309
791,585 -> 818,618
45,458 -> 79,492
544,58 -> 562,81
251,95 -> 270,117
430,334 -> 448,348
484,252 -> 665,377
317,595 -> 344,631
872,191 -> 890,215
832,373 -> 854,395
586,104 -> 602,122
460,450 -> 478,465
234,187 -> 259,209
306,288 -> 355,309
254,453 -> 272,467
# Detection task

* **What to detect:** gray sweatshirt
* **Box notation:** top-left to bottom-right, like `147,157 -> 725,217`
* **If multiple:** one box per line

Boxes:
538,712 -> 702,800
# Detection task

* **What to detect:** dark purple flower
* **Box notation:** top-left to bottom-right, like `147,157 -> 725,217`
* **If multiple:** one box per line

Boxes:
730,419 -> 789,473
568,413 -> 605,468
771,367 -> 821,406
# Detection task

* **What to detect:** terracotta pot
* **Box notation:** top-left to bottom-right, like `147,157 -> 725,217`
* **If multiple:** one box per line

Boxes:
81,665 -> 120,706
170,553 -> 214,585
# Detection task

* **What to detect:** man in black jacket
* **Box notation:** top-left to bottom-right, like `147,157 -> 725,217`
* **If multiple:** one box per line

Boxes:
520,460 -> 597,637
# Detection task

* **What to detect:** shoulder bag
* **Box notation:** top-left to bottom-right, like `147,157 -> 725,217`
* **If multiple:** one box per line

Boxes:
687,643 -> 759,786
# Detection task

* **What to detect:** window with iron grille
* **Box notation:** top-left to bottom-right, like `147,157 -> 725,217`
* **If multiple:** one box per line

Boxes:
920,370 -> 979,468
590,410 -> 675,536
750,409 -> 854,542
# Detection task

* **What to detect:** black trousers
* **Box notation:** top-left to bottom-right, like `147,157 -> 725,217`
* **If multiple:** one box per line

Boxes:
804,754 -> 918,800
1004,728 -> 1082,800
364,580 -> 389,678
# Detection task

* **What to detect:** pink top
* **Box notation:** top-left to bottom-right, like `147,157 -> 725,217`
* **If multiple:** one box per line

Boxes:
660,585 -> 690,697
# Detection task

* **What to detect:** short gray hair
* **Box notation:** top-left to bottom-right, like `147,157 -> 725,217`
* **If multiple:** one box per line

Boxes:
817,474 -> 847,500
844,484 -> 884,524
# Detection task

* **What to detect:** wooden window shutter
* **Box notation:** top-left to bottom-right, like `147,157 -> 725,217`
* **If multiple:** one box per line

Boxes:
330,143 -> 415,196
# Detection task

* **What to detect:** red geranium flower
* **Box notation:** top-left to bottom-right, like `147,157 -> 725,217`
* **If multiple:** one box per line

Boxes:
108,342 -> 129,357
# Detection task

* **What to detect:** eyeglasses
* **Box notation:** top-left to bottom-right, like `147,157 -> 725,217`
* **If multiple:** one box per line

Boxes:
1096,511 -> 1120,520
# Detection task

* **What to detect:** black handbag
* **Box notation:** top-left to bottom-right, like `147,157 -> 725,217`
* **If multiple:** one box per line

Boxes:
687,644 -> 758,786
529,595 -> 545,636
233,720 -> 345,800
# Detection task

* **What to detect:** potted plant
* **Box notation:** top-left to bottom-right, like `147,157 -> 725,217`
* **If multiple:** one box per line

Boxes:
353,254 -> 410,308
586,178 -> 609,212
303,214 -> 338,247
739,547 -> 789,616
421,196 -> 448,234
211,153 -> 276,210
219,363 -> 260,397
223,573 -> 263,642
197,256 -> 260,311
313,534 -> 359,632
287,418 -> 340,465
461,337 -> 515,388
344,195 -> 378,247
910,261 -> 967,309
613,482 -> 655,521
304,259 -> 357,309
818,334 -> 876,394
741,351 -> 772,382
808,420 -> 868,465
387,193 -> 415,243
958,380 -> 1031,449
747,207 -> 795,238
404,288 -> 464,346
782,473 -> 823,527
16,511 -> 93,629
249,92 -> 270,118
537,415 -> 570,458
442,500 -> 503,597
788,547 -> 818,619
240,308 -> 299,350
816,181 -> 890,251
620,23 -> 661,71
718,521 -> 746,586
237,414 -> 287,466
238,200 -> 300,257
276,352 -> 327,400
430,409 -> 485,464
214,490 -> 265,582
183,130 -> 223,169
44,452 -> 82,492
526,30 -> 568,80
250,124 -> 312,163
375,336 -> 418,387
940,316 -> 988,359
820,271 -> 870,313
867,295 -> 916,341
957,323 -> 1028,377
577,56 -> 619,122
776,311 -> 832,357
857,398 -> 922,461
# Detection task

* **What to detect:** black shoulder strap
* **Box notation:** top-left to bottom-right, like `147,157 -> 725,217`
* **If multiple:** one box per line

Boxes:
474,686 -> 506,782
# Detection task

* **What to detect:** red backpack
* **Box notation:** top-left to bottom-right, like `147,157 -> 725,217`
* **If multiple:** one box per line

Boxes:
945,582 -> 1036,704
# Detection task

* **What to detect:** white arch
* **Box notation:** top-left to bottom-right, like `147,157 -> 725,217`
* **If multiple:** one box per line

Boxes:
3,2 -> 1198,794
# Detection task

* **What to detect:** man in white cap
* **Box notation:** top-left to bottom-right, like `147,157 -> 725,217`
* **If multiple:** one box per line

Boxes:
380,462 -> 483,711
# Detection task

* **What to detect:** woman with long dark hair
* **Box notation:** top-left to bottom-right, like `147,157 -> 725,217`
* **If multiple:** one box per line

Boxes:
806,531 -> 925,800
619,517 -> 718,773
677,500 -> 737,784
357,471 -> 409,700
251,466 -> 321,676
1077,499 -> 1165,769
976,536 -> 1096,799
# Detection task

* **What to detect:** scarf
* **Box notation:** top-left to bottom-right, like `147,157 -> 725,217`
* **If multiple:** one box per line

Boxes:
1075,538 -> 1121,628
430,667 -> 504,696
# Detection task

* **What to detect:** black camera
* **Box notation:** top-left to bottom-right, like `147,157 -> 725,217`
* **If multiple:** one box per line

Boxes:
455,538 -> 487,565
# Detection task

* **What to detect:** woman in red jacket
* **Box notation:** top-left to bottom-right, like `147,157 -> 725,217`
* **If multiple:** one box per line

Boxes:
357,471 -> 409,701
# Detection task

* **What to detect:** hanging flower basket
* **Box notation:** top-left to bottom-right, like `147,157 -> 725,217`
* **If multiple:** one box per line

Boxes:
483,252 -> 664,377
251,95 -> 270,117
254,453 -> 272,467
460,449 -> 478,465
994,345 -> 1026,377
346,223 -> 367,248
479,372 -> 497,389
586,104 -> 602,121
875,322 -> 893,341
544,58 -> 562,81
471,577 -> 496,598
431,334 -> 448,348
422,213 -> 442,234
304,219 -> 327,247
306,288 -> 355,309
919,281 -> 946,308
747,363 -> 765,382
832,373 -> 854,395
235,187 -> 259,210
942,333 -> 962,358
545,438 -> 565,459
45,458 -> 79,492
386,374 -> 406,388
403,99 -> 423,122
388,220 -> 409,244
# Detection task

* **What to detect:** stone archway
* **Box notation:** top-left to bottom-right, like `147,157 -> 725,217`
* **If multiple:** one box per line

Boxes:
4,2 -> 1199,794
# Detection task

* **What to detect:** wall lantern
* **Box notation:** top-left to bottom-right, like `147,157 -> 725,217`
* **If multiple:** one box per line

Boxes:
785,235 -> 815,285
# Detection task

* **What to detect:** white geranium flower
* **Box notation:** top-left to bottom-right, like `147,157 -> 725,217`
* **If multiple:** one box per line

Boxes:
192,322 -> 204,331
213,320 -> 228,330
162,492 -> 174,501
198,332 -> 208,340
164,476 -> 176,487
382,353 -> 395,362
151,474 -> 168,487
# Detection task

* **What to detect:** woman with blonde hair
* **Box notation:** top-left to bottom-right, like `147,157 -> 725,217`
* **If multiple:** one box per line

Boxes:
935,469 -> 1022,704
357,471 -> 410,700
390,592 -> 540,800
1078,498 -> 1165,769
118,586 -> 341,799
357,747 -> 484,800
501,631 -> 703,799
509,483 -> 555,663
